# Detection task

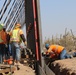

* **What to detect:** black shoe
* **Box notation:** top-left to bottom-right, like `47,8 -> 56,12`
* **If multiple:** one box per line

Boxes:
17,65 -> 20,70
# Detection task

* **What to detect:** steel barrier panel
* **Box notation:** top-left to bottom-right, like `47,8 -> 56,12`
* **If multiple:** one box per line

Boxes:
44,64 -> 55,75
25,0 -> 36,57
25,0 -> 42,65
38,65 -> 46,75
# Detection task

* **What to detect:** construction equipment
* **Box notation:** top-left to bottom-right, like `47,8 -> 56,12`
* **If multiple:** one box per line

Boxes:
0,58 -> 16,75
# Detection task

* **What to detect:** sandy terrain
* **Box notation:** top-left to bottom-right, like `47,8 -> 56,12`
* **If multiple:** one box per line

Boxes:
50,58 -> 76,75
13,64 -> 35,75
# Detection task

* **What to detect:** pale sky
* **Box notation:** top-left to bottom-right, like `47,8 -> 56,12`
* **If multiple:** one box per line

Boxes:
40,0 -> 76,41
0,0 -> 76,42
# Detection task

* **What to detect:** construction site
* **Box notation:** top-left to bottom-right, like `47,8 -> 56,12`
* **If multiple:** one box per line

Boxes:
0,0 -> 76,75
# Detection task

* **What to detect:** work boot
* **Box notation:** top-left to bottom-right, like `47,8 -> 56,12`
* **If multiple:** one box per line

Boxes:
17,65 -> 20,70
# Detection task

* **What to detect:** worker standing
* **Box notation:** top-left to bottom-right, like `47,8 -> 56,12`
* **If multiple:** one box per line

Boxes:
3,26 -> 10,59
10,23 -> 27,66
44,44 -> 72,60
0,24 -> 7,64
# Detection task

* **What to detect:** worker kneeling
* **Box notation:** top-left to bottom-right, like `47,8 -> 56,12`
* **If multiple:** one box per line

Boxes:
43,44 -> 72,60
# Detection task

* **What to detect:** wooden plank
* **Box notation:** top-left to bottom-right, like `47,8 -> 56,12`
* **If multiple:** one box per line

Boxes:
0,64 -> 10,67
0,64 -> 16,73
0,66 -> 16,73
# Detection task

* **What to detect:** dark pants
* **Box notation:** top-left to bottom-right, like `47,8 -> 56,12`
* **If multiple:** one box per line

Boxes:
0,44 -> 5,63
5,43 -> 10,59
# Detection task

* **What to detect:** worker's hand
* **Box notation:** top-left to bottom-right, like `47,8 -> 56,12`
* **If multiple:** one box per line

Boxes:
42,52 -> 50,58
5,44 -> 8,48
42,52 -> 46,56
24,41 -> 27,46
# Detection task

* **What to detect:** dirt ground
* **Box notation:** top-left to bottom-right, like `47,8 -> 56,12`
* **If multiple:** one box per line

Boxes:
50,58 -> 76,75
13,64 -> 35,75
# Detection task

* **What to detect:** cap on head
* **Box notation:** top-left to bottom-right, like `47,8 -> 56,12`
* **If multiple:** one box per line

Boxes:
45,43 -> 50,49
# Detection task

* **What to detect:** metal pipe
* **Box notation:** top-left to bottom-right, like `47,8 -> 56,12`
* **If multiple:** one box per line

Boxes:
32,0 -> 39,61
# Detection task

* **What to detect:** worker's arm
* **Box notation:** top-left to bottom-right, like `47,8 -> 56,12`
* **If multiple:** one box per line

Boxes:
49,53 -> 56,58
20,34 -> 27,46
20,34 -> 26,42
6,33 -> 10,43
47,47 -> 52,52
46,47 -> 57,58
19,29 -> 27,46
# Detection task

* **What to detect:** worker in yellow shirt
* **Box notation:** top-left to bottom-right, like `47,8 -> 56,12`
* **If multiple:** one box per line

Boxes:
44,44 -> 72,60
10,23 -> 27,68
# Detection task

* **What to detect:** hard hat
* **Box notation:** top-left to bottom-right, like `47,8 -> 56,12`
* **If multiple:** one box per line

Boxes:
15,23 -> 21,28
0,23 -> 4,31
45,43 -> 50,49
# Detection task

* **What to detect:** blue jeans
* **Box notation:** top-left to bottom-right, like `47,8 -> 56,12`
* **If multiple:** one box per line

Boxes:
9,44 -> 12,55
10,42 -> 20,61
60,49 -> 71,59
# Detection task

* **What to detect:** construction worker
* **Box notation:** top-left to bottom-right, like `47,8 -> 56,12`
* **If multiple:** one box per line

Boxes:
3,26 -> 10,59
44,44 -> 72,60
10,23 -> 27,66
0,24 -> 7,63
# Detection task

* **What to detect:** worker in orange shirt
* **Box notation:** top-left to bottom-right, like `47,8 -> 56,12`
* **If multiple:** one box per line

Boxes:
44,44 -> 71,60
0,24 -> 7,63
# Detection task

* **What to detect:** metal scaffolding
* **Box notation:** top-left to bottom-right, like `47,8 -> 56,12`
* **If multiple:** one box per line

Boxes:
0,0 -> 25,31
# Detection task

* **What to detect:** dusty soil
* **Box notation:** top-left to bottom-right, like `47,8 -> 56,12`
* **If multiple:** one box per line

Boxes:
50,58 -> 76,75
13,64 -> 35,75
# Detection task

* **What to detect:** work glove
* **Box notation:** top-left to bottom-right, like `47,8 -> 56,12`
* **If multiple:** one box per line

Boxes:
42,52 -> 46,56
42,52 -> 50,57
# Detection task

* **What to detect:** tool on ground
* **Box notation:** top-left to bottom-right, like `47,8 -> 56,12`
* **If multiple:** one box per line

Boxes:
4,58 -> 13,75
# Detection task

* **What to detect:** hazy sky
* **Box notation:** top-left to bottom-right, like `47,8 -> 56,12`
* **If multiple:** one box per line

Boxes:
40,0 -> 76,41
0,0 -> 76,42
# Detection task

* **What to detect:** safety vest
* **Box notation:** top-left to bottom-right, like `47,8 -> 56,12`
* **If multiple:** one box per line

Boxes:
0,30 -> 7,44
10,29 -> 21,42
47,45 -> 64,54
